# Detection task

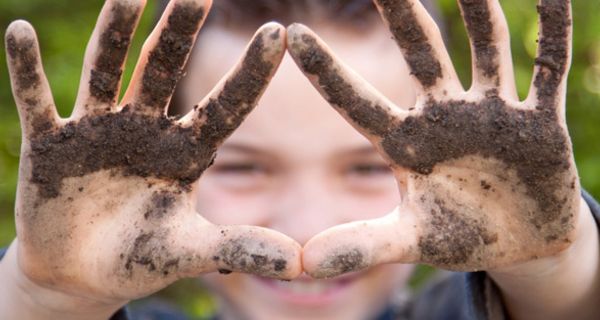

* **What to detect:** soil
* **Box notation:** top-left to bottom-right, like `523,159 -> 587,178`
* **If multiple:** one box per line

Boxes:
123,231 -> 180,276
294,34 -> 396,137
480,180 -> 492,190
381,92 -> 575,232
212,238 -> 287,277
28,27 -> 275,200
88,2 -> 139,104
195,33 -> 274,142
139,3 -> 205,110
218,269 -> 232,274
5,35 -> 41,95
318,248 -> 367,277
6,33 -> 57,136
144,190 -> 177,220
458,0 -> 499,80
29,106 -> 216,198
375,0 -> 443,88
419,198 -> 498,265
534,0 -> 570,109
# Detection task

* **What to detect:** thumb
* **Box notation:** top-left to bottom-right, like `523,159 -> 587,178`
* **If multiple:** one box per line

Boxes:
302,208 -> 420,279
170,213 -> 303,280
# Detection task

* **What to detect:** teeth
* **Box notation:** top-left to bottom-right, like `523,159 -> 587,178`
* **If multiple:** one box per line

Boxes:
272,280 -> 334,295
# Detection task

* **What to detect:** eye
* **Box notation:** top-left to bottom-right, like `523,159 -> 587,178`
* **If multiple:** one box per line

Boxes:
208,160 -> 275,192
212,162 -> 268,175
346,163 -> 392,176
341,160 -> 396,193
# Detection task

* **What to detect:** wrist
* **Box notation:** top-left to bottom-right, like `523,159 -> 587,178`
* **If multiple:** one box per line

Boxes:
0,241 -> 127,320
488,196 -> 600,320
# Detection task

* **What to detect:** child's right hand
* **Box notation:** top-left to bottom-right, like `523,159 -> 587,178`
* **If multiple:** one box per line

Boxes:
2,0 -> 301,314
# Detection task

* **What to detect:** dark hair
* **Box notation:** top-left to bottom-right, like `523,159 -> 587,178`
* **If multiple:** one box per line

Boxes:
157,0 -> 441,33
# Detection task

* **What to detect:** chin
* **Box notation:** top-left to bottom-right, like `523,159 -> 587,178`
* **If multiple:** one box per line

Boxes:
205,264 -> 412,320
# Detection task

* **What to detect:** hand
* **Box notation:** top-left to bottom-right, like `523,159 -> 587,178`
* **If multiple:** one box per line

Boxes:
4,0 -> 301,307
287,0 -> 580,278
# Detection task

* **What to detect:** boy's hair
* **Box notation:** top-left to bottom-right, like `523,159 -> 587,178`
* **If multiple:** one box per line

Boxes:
157,0 -> 441,33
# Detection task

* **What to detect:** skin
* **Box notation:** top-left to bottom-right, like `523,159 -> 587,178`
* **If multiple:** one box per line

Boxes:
0,0 -> 598,320
182,24 -> 416,320
287,0 -> 600,319
0,0 -> 303,318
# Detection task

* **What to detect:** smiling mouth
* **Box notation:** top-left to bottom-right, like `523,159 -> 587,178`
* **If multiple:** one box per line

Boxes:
251,272 -> 365,306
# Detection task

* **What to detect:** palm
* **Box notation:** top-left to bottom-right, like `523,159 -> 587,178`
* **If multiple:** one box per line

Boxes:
7,0 -> 300,300
394,94 -> 577,269
289,0 -> 580,277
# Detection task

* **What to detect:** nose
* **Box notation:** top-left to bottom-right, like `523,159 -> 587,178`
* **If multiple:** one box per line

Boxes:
269,171 -> 346,245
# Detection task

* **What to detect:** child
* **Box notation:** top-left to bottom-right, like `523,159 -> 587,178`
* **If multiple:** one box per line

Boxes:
1,0 -> 599,319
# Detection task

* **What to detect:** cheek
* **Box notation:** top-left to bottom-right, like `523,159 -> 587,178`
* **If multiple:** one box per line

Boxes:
337,183 -> 401,222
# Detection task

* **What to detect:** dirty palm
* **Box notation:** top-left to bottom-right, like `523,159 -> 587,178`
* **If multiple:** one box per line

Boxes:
6,0 -> 302,300
291,0 -> 579,277
5,0 -> 578,299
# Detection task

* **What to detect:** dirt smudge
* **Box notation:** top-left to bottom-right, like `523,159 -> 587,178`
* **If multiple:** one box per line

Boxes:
123,231 -> 179,276
6,34 -> 41,95
195,33 -> 275,144
419,198 -> 498,266
534,0 -> 570,109
29,106 -> 215,198
144,190 -> 177,220
214,238 -> 287,277
314,247 -> 368,278
291,33 -> 396,136
381,91 -> 575,232
89,2 -> 139,104
140,3 -> 204,109
458,0 -> 499,80
375,0 -> 443,87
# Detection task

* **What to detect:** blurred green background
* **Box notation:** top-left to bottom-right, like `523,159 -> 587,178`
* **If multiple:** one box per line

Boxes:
0,0 -> 598,317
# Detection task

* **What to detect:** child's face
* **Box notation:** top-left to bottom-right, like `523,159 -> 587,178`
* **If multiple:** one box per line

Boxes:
180,23 -> 417,319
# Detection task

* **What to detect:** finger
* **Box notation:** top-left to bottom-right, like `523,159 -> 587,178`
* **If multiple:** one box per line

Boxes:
286,23 -> 406,139
457,0 -> 518,98
179,22 -> 286,147
71,0 -> 145,119
120,0 -> 211,115
527,0 -> 572,114
373,0 -> 462,96
303,209 -> 420,279
5,20 -> 59,139
169,215 -> 303,280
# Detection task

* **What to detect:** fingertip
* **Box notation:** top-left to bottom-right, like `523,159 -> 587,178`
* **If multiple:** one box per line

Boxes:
259,21 -> 285,33
286,22 -> 309,34
254,22 -> 286,62
285,24 -> 327,75
282,240 -> 303,279
173,0 -> 209,12
303,238 -> 372,279
303,213 -> 418,278
5,20 -> 36,44
286,23 -> 313,50
112,0 -> 146,12
6,19 -> 34,34
211,226 -> 303,280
